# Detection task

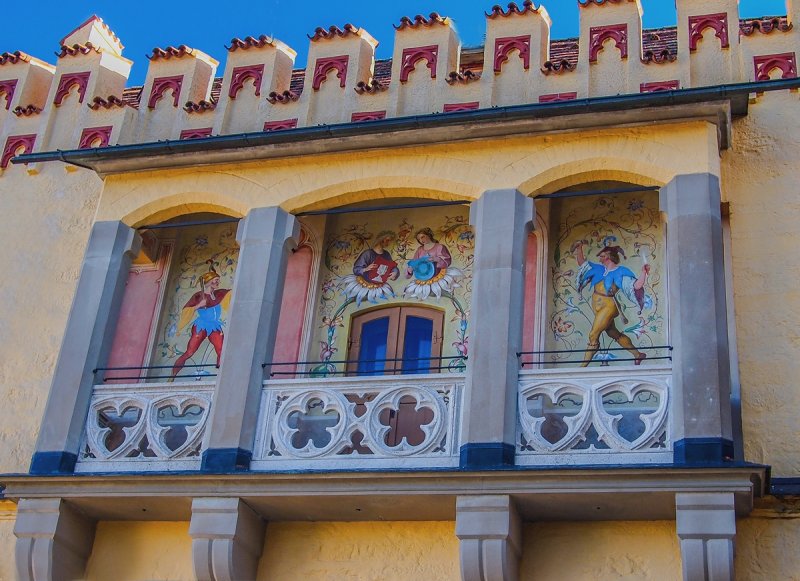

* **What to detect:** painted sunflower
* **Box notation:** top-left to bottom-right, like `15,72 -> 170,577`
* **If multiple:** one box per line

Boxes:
341,274 -> 395,306
403,267 -> 463,300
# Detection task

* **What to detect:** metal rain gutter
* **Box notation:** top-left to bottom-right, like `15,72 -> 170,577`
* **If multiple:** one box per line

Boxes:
12,77 -> 800,171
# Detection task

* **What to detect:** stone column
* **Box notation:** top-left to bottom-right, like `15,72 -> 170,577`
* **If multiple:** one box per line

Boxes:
30,221 -> 141,474
14,498 -> 96,581
189,498 -> 266,581
456,495 -> 522,581
461,189 -> 535,468
201,207 -> 299,472
676,493 -> 736,581
660,174 -> 734,464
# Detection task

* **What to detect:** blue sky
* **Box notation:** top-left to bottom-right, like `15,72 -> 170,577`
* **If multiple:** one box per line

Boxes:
1,0 -> 789,85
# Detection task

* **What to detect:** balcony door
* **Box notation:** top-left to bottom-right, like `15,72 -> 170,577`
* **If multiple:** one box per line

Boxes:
347,306 -> 444,375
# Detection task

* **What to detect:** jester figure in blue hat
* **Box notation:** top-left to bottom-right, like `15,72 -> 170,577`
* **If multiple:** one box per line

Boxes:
404,227 -> 463,300
571,241 -> 650,367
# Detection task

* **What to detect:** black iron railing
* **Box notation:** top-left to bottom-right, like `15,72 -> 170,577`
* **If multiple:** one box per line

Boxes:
517,346 -> 673,368
263,355 -> 468,378
94,362 -> 219,383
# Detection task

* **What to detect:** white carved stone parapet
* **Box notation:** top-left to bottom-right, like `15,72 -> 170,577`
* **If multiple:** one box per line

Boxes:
76,380 -> 214,472
676,493 -> 736,581
516,365 -> 671,465
14,498 -> 96,581
190,497 -> 266,581
252,374 -> 463,470
456,495 -> 521,581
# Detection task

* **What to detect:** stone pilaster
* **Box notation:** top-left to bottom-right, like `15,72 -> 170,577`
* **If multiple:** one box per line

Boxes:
201,206 -> 299,472
30,221 -> 140,474
14,498 -> 96,581
190,498 -> 266,581
676,493 -> 736,581
456,495 -> 522,581
660,174 -> 733,464
460,189 -> 535,468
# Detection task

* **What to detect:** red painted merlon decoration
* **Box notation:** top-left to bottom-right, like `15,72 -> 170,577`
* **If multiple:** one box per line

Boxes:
78,126 -> 113,149
56,42 -> 100,59
267,90 -> 300,104
54,72 -> 90,105
640,80 -> 680,93
539,92 -> 577,103
184,100 -> 216,113
13,105 -> 42,117
229,64 -> 264,98
0,80 -> 17,110
0,51 -> 32,65
148,45 -> 197,61
148,75 -> 183,108
309,24 -> 361,41
494,35 -> 531,73
740,17 -> 792,36
486,1 -> 543,18
589,24 -> 628,62
754,53 -> 798,81
226,35 -> 276,52
542,59 -> 576,75
312,56 -> 349,90
354,79 -> 388,94
642,49 -> 676,64
443,102 -> 480,113
263,119 -> 298,132
1,134 -> 35,169
351,110 -> 386,122
88,95 -> 127,110
400,46 -> 438,82
395,12 -> 448,31
578,0 -> 635,6
179,128 -> 213,140
688,13 -> 729,52
446,70 -> 480,85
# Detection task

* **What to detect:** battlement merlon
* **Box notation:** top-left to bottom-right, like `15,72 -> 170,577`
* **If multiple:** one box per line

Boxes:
2,0 -> 800,172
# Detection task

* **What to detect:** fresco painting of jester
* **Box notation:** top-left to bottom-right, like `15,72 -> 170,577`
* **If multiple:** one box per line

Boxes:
150,222 -> 239,379
315,206 -> 473,376
547,191 -> 666,367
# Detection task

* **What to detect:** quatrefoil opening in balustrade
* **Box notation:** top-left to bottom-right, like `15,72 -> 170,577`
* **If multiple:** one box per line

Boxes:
97,406 -> 143,454
525,392 -> 585,446
155,404 -> 205,452
378,395 -> 434,448
597,389 -> 662,448
287,397 -> 342,450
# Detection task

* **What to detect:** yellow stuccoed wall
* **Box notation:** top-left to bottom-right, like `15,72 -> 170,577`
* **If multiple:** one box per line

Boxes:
84,521 -> 195,581
0,501 -> 16,581
258,521 -> 460,581
0,164 -> 101,474
723,91 -> 800,475
520,521 -> 682,580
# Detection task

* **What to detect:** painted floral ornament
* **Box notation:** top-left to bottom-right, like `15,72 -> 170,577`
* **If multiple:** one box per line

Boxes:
404,265 -> 463,300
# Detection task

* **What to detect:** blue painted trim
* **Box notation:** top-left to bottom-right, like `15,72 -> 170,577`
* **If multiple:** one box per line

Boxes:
459,443 -> 515,469
29,452 -> 77,475
674,438 -> 735,465
200,448 -> 252,473
770,478 -> 800,496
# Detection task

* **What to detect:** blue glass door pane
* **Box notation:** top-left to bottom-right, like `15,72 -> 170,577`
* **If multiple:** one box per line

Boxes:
402,316 -> 434,374
357,317 -> 390,376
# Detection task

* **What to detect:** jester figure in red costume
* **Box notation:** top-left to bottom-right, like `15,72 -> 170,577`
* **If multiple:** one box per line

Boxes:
171,260 -> 232,378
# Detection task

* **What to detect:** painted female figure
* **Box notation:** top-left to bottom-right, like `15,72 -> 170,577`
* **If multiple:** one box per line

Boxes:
404,227 -> 462,300
171,260 -> 231,378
